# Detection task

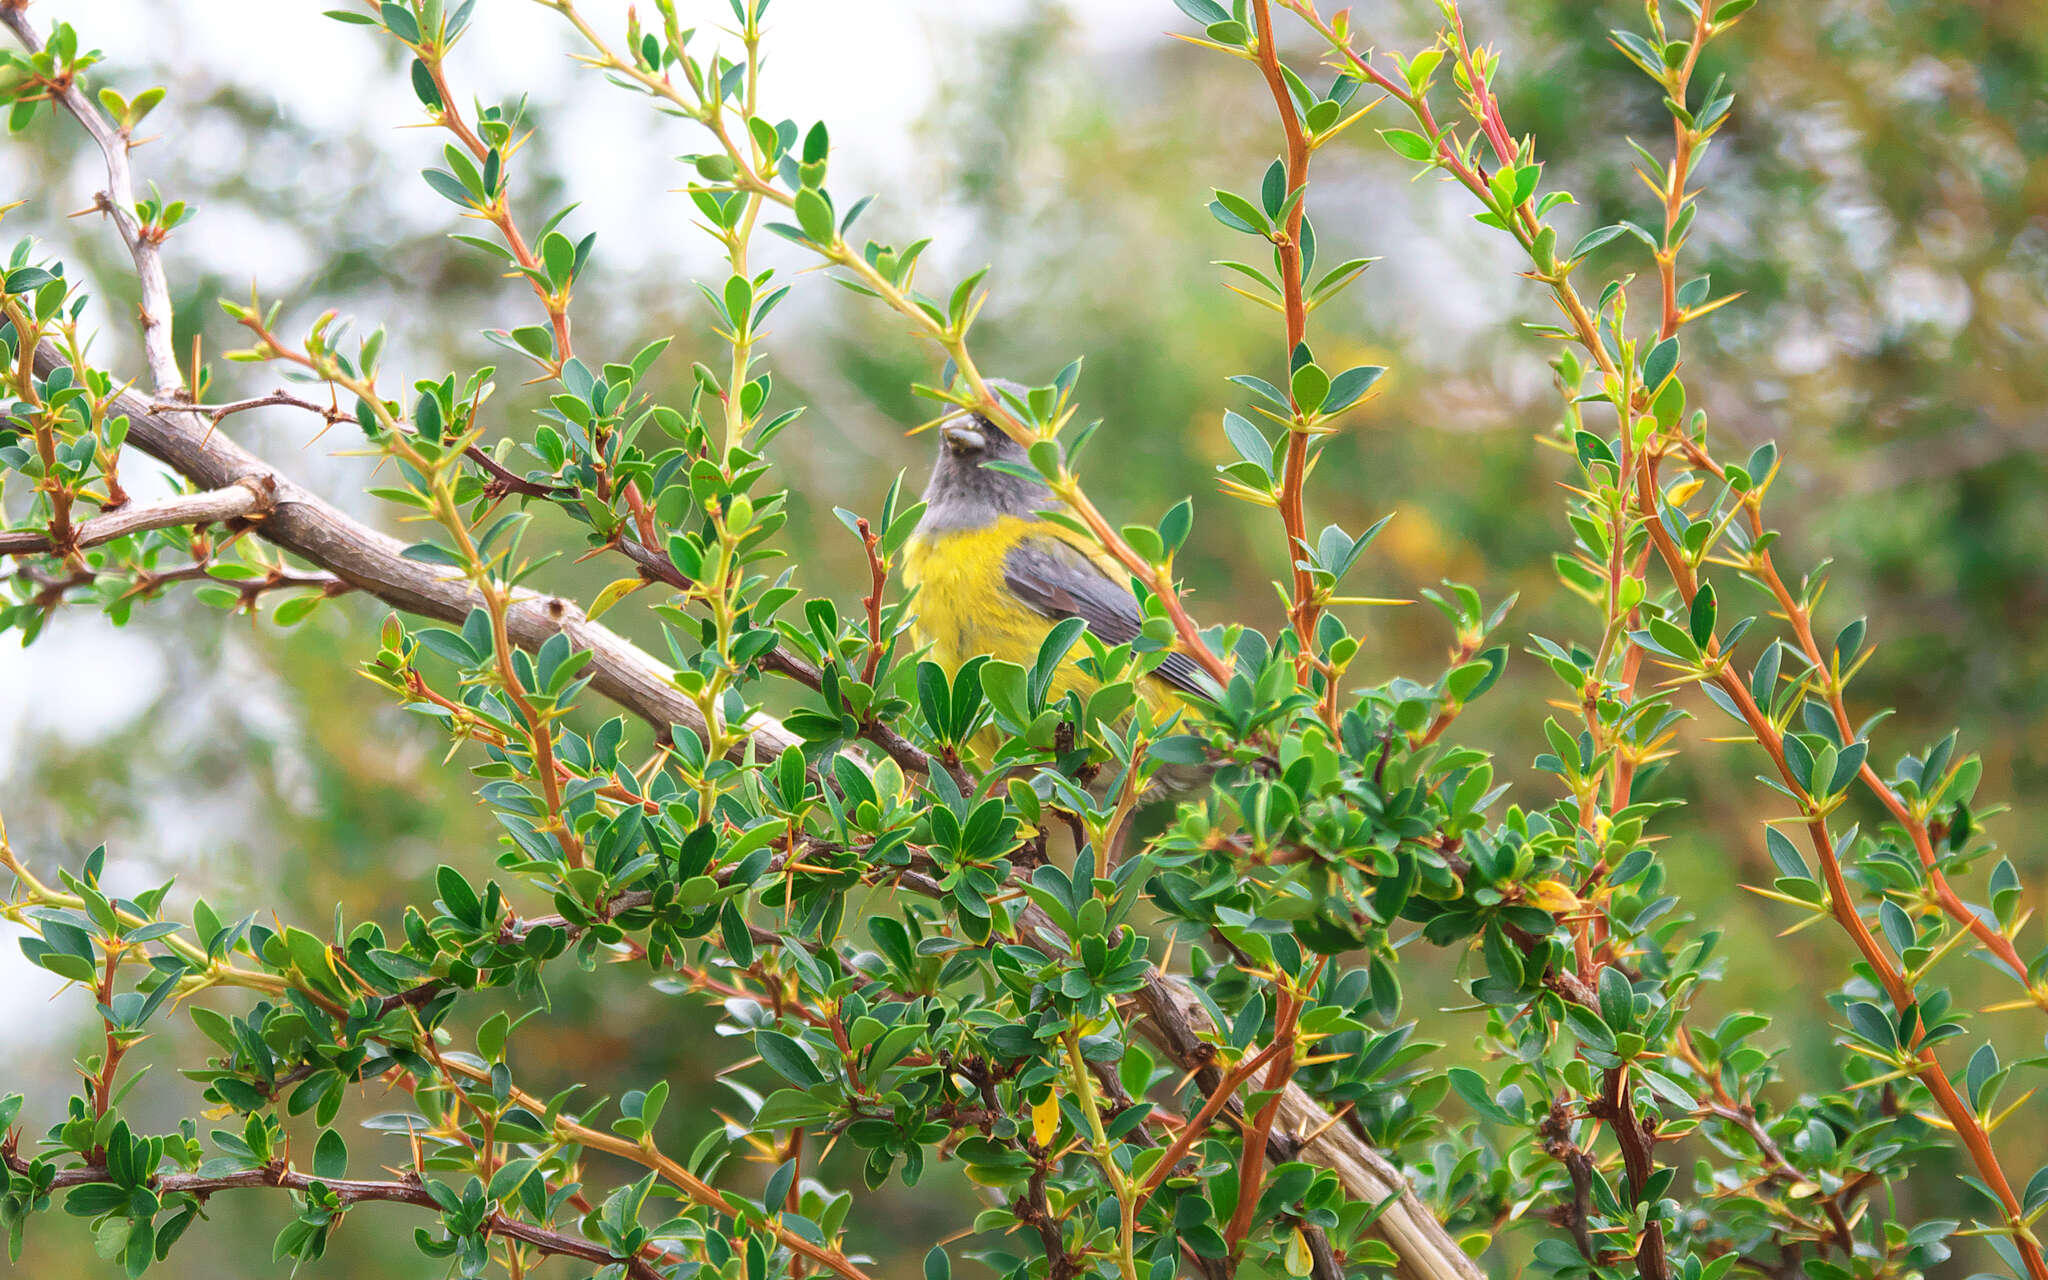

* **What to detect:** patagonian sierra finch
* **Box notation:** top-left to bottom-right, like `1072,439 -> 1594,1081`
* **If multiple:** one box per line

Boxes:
901,382 -> 1212,762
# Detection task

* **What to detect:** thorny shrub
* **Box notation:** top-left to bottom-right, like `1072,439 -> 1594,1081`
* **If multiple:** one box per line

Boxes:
3,3 -> 2046,1280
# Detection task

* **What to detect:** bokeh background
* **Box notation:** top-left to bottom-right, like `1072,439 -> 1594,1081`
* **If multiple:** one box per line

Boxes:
2,0 -> 2045,1275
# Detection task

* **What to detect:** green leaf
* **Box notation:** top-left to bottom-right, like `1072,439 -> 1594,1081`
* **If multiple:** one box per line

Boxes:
1381,129 -> 1433,162
755,1030 -> 825,1087
540,230 -> 576,285
1030,617 -> 1088,706
1599,965 -> 1633,1031
795,188 -> 835,243
410,59 -> 443,111
1569,224 -> 1627,261
1644,615 -> 1698,662
1834,617 -> 1866,664
1289,363 -> 1329,412
1688,582 -> 1716,649
1829,740 -> 1868,795
436,865 -> 482,927
272,594 -> 322,627
401,540 -> 465,568
488,1158 -> 539,1202
4,267 -> 55,295
1208,190 -> 1268,235
1561,1003 -> 1615,1053
1259,159 -> 1287,219
1447,1067 -> 1516,1124
1611,28 -> 1660,72
1405,50 -> 1444,95
1879,899 -> 1914,953
94,1217 -> 133,1263
1230,374 -> 1289,409
1642,337 -> 1679,391
380,4 -> 421,42
1764,827 -> 1807,878
1222,410 -> 1272,471
1159,499 -> 1194,555
1321,365 -> 1385,413
1843,1001 -> 1896,1050
477,1011 -> 511,1062
313,1128 -> 347,1179
1781,733 -> 1816,793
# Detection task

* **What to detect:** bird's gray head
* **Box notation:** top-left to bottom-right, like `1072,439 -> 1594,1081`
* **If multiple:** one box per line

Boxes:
917,380 -> 1048,533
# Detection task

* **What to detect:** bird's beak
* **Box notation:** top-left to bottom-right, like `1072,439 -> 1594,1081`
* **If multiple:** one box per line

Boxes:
941,421 -> 987,453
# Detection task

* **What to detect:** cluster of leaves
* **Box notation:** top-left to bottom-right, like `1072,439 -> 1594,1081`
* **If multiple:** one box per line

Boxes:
5,3 -> 2048,1280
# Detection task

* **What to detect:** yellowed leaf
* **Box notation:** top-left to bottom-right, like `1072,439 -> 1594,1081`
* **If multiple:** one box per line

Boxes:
1527,878 -> 1583,913
588,575 -> 649,621
1284,1227 -> 1314,1277
1032,1093 -> 1060,1147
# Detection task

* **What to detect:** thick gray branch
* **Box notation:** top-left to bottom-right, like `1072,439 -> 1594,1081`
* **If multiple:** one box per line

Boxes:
3,6 -> 808,761
33,342 -> 795,756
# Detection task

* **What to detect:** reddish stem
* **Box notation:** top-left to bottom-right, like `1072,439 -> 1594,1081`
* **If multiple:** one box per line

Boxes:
1677,439 -> 2041,1006
1250,0 -> 1322,661
1634,450 -> 2048,1280
91,940 -> 124,1124
1134,1035 -> 1292,1204
855,516 -> 887,687
1655,3 -> 1713,339
1222,983 -> 1305,1256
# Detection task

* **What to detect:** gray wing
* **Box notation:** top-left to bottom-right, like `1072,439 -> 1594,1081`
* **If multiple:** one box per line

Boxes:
1002,534 -> 1210,698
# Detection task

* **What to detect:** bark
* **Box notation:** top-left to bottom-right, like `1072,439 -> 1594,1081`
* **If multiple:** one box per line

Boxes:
32,342 -> 798,759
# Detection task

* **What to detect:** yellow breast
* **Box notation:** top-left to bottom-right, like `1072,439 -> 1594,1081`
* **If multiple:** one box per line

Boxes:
903,517 -> 1085,690
902,517 -> 1182,720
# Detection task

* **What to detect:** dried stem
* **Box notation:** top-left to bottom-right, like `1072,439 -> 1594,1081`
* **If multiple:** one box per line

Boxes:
0,478 -> 270,557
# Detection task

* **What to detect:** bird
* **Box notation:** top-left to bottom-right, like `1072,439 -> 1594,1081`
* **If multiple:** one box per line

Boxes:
901,385 -> 1212,737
